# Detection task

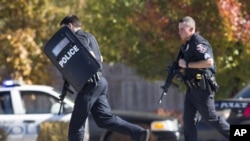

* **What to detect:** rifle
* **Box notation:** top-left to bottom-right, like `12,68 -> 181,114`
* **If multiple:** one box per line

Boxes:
58,80 -> 74,115
158,46 -> 183,104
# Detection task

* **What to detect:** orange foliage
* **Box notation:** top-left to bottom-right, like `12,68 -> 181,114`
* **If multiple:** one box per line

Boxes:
0,28 -> 40,84
216,0 -> 250,45
131,0 -> 170,37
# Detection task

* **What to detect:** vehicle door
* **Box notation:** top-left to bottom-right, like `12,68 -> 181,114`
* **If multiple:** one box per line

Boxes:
19,90 -> 73,141
0,90 -> 26,141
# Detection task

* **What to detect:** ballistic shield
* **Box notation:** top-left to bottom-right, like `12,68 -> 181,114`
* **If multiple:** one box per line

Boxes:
44,26 -> 100,92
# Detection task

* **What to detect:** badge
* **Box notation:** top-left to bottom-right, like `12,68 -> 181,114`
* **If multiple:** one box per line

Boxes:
196,44 -> 207,53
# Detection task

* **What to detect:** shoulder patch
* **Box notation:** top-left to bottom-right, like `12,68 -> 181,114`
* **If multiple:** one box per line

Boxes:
196,44 -> 207,53
204,53 -> 211,59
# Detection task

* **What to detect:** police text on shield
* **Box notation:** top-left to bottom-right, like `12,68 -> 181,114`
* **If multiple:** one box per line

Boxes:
59,45 -> 79,68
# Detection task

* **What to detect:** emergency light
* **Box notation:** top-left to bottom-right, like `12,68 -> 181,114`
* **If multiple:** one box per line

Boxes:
2,80 -> 23,87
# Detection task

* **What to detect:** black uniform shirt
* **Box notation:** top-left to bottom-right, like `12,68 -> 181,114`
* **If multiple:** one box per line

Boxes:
182,33 -> 215,78
75,29 -> 102,70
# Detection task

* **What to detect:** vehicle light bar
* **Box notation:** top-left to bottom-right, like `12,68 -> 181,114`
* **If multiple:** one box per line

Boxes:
2,80 -> 23,87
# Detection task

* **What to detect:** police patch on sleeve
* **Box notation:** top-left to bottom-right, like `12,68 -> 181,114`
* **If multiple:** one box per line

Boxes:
196,44 -> 207,53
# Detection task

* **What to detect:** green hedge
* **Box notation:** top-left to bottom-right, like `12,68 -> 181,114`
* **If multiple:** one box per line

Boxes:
37,121 -> 69,141
0,128 -> 7,141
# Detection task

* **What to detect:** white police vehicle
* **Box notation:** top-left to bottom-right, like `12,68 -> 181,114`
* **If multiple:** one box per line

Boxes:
0,80 -> 89,141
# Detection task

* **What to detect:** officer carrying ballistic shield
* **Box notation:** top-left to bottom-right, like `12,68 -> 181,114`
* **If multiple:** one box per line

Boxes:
46,15 -> 150,141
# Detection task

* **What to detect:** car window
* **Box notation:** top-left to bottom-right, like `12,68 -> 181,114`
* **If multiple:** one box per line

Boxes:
20,91 -> 72,114
0,91 -> 14,114
21,91 -> 55,114
234,85 -> 250,99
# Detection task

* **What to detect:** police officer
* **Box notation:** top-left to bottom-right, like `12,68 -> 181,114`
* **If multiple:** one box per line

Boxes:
59,15 -> 149,141
177,16 -> 230,141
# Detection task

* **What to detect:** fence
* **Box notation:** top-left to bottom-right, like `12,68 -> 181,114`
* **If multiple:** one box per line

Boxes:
51,63 -> 184,113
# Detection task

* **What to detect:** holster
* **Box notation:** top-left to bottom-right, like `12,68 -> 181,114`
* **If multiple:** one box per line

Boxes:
205,74 -> 219,92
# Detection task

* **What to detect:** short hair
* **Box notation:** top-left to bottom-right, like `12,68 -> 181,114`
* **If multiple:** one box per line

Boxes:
60,15 -> 81,27
179,16 -> 196,28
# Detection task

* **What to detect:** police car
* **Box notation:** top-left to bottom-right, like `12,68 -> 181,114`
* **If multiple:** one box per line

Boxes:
0,80 -> 89,141
216,85 -> 250,124
195,85 -> 250,141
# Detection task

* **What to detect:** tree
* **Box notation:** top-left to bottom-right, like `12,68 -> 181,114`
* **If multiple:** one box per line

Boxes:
81,0 -> 250,98
0,0 -> 73,84
81,0 -> 181,80
0,0 -> 250,99
215,0 -> 250,97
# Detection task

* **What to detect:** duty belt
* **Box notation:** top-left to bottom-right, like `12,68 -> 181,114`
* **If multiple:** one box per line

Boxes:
184,73 -> 206,90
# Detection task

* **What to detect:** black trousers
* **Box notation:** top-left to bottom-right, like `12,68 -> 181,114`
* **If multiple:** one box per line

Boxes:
68,76 -> 145,141
183,88 -> 230,141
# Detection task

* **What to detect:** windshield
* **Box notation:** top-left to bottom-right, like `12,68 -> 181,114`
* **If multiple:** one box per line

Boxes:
234,85 -> 250,99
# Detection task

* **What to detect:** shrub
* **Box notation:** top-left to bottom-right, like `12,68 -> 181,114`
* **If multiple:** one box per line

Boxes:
37,121 -> 69,141
0,128 -> 7,141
